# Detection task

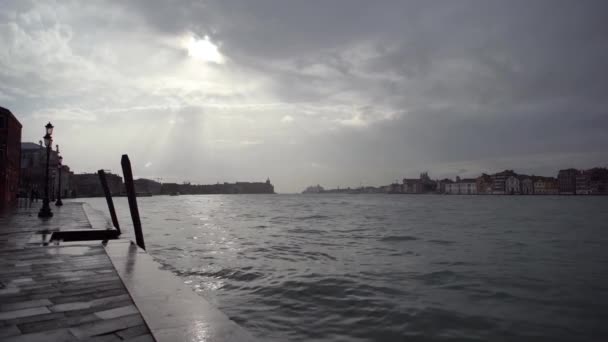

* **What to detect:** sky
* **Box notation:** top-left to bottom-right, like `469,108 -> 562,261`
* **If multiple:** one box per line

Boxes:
1,0 -> 607,193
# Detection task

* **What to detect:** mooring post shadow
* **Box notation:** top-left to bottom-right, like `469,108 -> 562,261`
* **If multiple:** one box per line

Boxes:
98,169 -> 121,234
121,154 -> 146,250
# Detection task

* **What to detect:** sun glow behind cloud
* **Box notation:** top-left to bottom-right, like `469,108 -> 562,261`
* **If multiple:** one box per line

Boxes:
184,35 -> 225,64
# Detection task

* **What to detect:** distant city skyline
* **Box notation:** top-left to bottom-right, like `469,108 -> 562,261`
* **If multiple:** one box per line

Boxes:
3,1 -> 608,193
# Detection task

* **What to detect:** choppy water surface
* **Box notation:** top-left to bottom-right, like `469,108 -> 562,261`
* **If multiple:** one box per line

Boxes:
81,195 -> 608,341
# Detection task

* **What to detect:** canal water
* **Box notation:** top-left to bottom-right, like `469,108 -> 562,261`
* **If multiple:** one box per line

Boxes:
79,194 -> 608,341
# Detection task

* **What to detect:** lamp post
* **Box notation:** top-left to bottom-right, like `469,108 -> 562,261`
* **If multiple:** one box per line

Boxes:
55,145 -> 63,206
38,122 -> 54,218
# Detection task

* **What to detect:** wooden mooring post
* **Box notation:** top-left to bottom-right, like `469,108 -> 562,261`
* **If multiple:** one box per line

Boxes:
98,169 -> 121,234
121,154 -> 146,250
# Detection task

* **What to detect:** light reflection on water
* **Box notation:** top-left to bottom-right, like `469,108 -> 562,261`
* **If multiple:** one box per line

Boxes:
79,194 -> 608,341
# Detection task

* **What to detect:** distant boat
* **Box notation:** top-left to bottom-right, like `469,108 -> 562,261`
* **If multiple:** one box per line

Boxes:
170,192 -> 180,196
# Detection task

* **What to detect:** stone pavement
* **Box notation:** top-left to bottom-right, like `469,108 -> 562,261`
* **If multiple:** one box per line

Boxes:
0,203 -> 154,341
0,202 -> 92,249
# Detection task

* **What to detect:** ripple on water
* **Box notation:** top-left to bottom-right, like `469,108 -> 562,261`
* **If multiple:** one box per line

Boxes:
379,235 -> 419,242
81,194 -> 608,342
176,267 -> 265,282
427,239 -> 456,245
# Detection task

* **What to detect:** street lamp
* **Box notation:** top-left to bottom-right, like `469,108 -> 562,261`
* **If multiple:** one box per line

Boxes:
45,122 -> 54,135
55,146 -> 63,206
38,122 -> 54,218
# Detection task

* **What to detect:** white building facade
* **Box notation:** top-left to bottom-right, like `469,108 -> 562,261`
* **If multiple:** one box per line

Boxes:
445,179 -> 477,194
505,176 -> 520,194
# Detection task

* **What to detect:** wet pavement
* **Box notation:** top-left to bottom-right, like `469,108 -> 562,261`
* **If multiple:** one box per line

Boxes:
0,202 -> 257,342
0,203 -> 153,341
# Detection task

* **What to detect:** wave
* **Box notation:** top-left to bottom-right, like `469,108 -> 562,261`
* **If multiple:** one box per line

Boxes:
295,215 -> 331,220
175,267 -> 265,282
427,239 -> 456,245
413,270 -> 462,286
379,235 -> 419,242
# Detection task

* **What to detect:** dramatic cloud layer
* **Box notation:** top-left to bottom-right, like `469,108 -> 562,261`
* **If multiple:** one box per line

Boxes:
2,0 -> 607,192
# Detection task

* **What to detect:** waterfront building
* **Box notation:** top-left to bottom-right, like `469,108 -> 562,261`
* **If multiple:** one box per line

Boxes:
55,165 -> 74,198
161,179 -> 275,195
0,107 -> 22,209
419,172 -> 437,193
460,179 -> 478,194
575,171 -> 590,195
302,185 -> 324,193
533,177 -> 559,195
476,174 -> 493,194
380,185 -> 391,193
436,178 -> 453,194
445,181 -> 456,194
388,182 -> 402,193
558,169 -> 578,194
588,168 -> 608,195
235,179 -> 275,194
402,178 -> 422,193
20,142 -> 61,195
72,172 -> 123,197
446,177 -> 477,194
160,182 -> 180,194
401,172 -> 436,194
505,176 -> 521,194
491,170 -> 517,194
521,177 -> 534,195
134,178 -> 162,195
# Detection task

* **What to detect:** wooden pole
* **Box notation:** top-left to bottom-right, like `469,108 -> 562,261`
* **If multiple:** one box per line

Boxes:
121,154 -> 145,250
98,169 -> 121,234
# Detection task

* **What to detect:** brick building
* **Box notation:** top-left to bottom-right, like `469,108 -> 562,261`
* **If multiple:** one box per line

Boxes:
476,174 -> 493,194
0,107 -> 22,210
533,177 -> 559,195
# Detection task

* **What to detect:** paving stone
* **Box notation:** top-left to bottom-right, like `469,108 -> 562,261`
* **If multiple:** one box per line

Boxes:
87,334 -> 123,342
0,287 -> 20,295
1,312 -> 65,326
0,325 -> 21,338
95,305 -> 139,320
10,278 -> 34,284
125,334 -> 155,342
0,204 -> 154,342
30,291 -> 63,300
97,269 -> 115,274
63,300 -> 134,317
91,288 -> 128,299
50,294 -> 97,305
2,328 -> 77,342
17,312 -> 99,334
116,324 -> 149,339
0,295 -> 32,305
0,307 -> 51,320
69,314 -> 144,339
89,294 -> 131,307
0,299 -> 52,312
18,316 -> 67,333
50,302 -> 91,312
